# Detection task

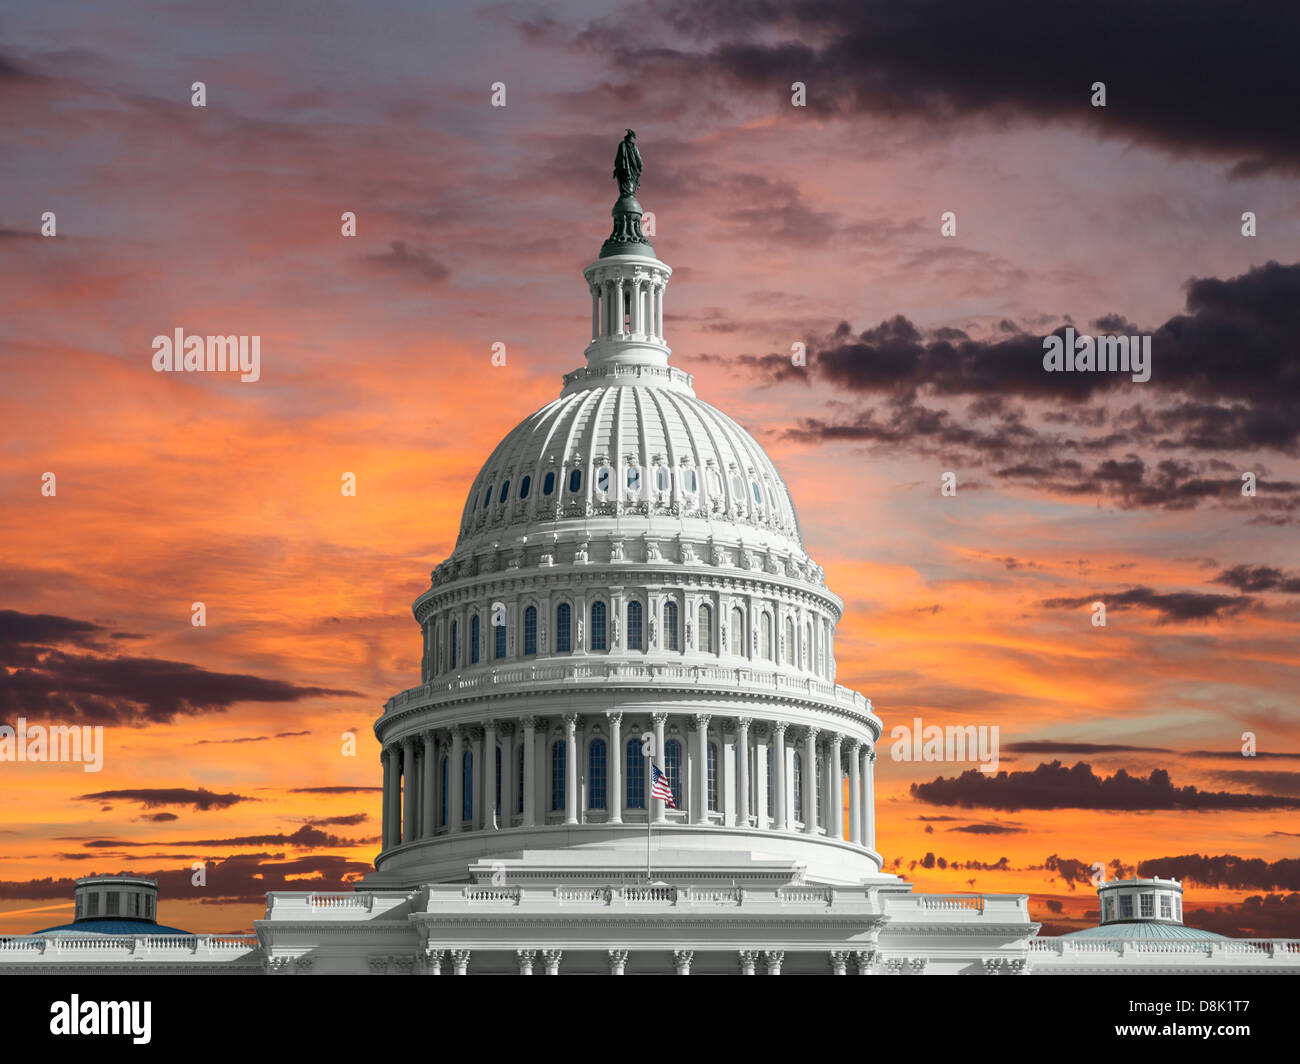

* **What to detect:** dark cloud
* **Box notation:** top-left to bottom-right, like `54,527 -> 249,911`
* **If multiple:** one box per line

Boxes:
1212,565 -> 1300,594
1140,854 -> 1300,892
362,240 -> 451,284
1005,741 -> 1172,755
1040,587 -> 1252,624
947,823 -> 1022,835
1184,893 -> 1300,938
913,761 -> 1300,811
1211,771 -> 1300,798
163,825 -> 370,849
288,785 -> 382,794
303,813 -> 369,827
0,609 -> 360,724
76,787 -> 253,811
581,0 -> 1300,176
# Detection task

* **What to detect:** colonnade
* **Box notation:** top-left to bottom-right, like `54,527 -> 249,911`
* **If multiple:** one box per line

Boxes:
380,712 -> 876,853
589,273 -> 665,343
412,947 -> 882,975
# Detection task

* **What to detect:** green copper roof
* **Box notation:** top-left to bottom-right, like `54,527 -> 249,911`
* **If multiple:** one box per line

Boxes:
1064,921 -> 1225,940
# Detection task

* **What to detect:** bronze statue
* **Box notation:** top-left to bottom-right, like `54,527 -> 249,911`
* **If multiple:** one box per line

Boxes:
613,129 -> 642,197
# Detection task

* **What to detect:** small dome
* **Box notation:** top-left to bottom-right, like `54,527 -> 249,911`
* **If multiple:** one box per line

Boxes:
1063,921 -> 1224,940
30,917 -> 193,936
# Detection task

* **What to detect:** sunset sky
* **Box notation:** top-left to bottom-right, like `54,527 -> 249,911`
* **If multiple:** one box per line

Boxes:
1,1 -> 1297,937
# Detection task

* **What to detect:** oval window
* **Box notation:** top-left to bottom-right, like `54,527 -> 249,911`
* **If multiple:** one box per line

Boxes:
657,466 -> 670,491
500,481 -> 510,504
483,485 -> 493,509
543,472 -> 555,495
520,475 -> 531,499
569,469 -> 582,493
596,466 -> 611,493
626,466 -> 641,493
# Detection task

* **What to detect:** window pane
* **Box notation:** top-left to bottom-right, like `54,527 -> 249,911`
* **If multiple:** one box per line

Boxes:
495,617 -> 507,658
626,739 -> 645,808
557,603 -> 572,652
657,466 -> 669,491
441,757 -> 448,825
698,604 -> 712,653
568,469 -> 582,493
551,740 -> 566,811
517,746 -> 525,813
450,621 -> 458,668
731,608 -> 744,655
520,475 -> 531,499
500,481 -> 510,503
707,742 -> 718,811
543,471 -> 555,495
626,466 -> 640,493
471,615 -> 480,664
495,746 -> 502,816
463,751 -> 473,822
524,606 -> 537,655
591,601 -> 607,650
484,486 -> 492,509
793,752 -> 803,822
664,601 -> 678,651
627,601 -> 643,649
589,739 -> 607,809
596,466 -> 610,493
665,739 -> 682,807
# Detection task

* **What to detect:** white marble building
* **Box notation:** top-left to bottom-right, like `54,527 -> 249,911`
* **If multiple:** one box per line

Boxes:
2,145 -> 1295,975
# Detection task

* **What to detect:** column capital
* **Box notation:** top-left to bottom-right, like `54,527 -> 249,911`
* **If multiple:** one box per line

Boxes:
804,726 -> 820,743
672,949 -> 694,974
829,732 -> 843,748
736,716 -> 752,730
521,715 -> 537,731
496,721 -> 514,738
847,737 -> 863,754
606,711 -> 623,727
773,721 -> 788,737
693,712 -> 712,728
652,712 -> 669,726
562,712 -> 578,734
867,748 -> 877,764
483,718 -> 498,733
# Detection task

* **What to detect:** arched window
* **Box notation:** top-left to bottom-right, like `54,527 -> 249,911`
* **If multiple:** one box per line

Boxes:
590,602 -> 607,650
441,756 -> 449,826
543,471 -> 555,495
698,603 -> 712,653
664,738 -> 683,809
568,468 -> 582,493
524,606 -> 537,655
815,755 -> 823,826
663,600 -> 679,651
551,740 -> 566,811
761,612 -> 773,660
516,745 -> 525,814
499,480 -> 510,504
804,622 -> 812,669
450,620 -> 459,669
627,601 -> 643,650
495,746 -> 502,817
520,475 -> 531,499
494,614 -> 507,659
589,739 -> 607,810
626,465 -> 641,494
470,615 -> 480,665
731,607 -> 744,656
556,603 -> 572,653
793,751 -> 803,823
463,750 -> 474,823
784,617 -> 794,664
626,739 -> 645,809
707,742 -> 718,811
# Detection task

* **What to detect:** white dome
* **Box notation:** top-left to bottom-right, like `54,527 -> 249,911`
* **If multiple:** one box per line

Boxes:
456,367 -> 805,555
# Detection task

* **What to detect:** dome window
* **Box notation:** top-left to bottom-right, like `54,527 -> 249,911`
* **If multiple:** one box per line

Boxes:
730,473 -> 744,499
543,472 -> 555,496
596,466 -> 611,494
568,469 -> 582,493
626,466 -> 641,493
751,481 -> 762,505
499,481 -> 510,504
683,469 -> 697,493
483,486 -> 493,509
656,466 -> 670,491
520,475 -> 531,499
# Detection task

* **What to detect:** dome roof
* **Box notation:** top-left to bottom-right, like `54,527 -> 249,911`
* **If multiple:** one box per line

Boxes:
455,371 -> 806,553
30,917 -> 193,936
1063,921 -> 1225,940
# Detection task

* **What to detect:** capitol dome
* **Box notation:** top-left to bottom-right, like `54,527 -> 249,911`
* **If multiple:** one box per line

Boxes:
368,139 -> 884,890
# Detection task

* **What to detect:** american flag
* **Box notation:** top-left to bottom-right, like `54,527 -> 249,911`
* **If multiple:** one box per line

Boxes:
650,763 -> 676,808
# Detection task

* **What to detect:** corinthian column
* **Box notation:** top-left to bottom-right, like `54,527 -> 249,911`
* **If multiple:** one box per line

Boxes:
802,728 -> 819,834
772,723 -> 788,831
563,714 -> 579,825
422,731 -> 436,838
864,747 -> 877,851
736,718 -> 751,828
693,714 -> 711,825
848,740 -> 862,846
652,713 -> 668,824
402,738 -> 417,843
522,717 -> 537,828
381,748 -> 393,849
608,712 -> 624,824
830,734 -> 844,840
448,728 -> 464,834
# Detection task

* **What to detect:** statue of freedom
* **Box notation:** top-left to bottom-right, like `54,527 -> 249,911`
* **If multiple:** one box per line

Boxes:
613,129 -> 642,197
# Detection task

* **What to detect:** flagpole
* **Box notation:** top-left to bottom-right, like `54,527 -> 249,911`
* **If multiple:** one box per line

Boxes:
645,749 -> 652,881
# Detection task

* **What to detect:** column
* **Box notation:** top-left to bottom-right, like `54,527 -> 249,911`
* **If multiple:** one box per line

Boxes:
422,731 -> 436,838
483,720 -> 497,829
802,728 -> 819,834
614,278 -> 625,336
608,949 -> 629,975
630,278 -> 641,335
381,748 -> 394,849
448,727 -> 463,834
517,949 -> 537,975
693,714 -> 710,825
522,717 -> 536,828
829,951 -> 850,975
590,285 -> 599,340
830,734 -> 844,840
500,723 -> 514,828
864,747 -> 876,850
772,723 -> 787,831
543,949 -> 563,975
608,713 -> 623,824
402,738 -> 417,843
652,713 -> 668,824
673,949 -> 694,975
563,713 -> 578,825
738,950 -> 758,975
754,726 -> 769,830
848,740 -> 862,846
736,718 -> 751,827
655,281 -> 664,338
451,950 -> 470,976
763,950 -> 784,976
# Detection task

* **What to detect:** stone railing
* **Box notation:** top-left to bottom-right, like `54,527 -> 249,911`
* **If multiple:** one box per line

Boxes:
384,665 -> 872,719
1030,937 -> 1300,958
919,895 -> 986,914
463,886 -> 522,904
308,893 -> 375,912
0,934 -> 260,956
